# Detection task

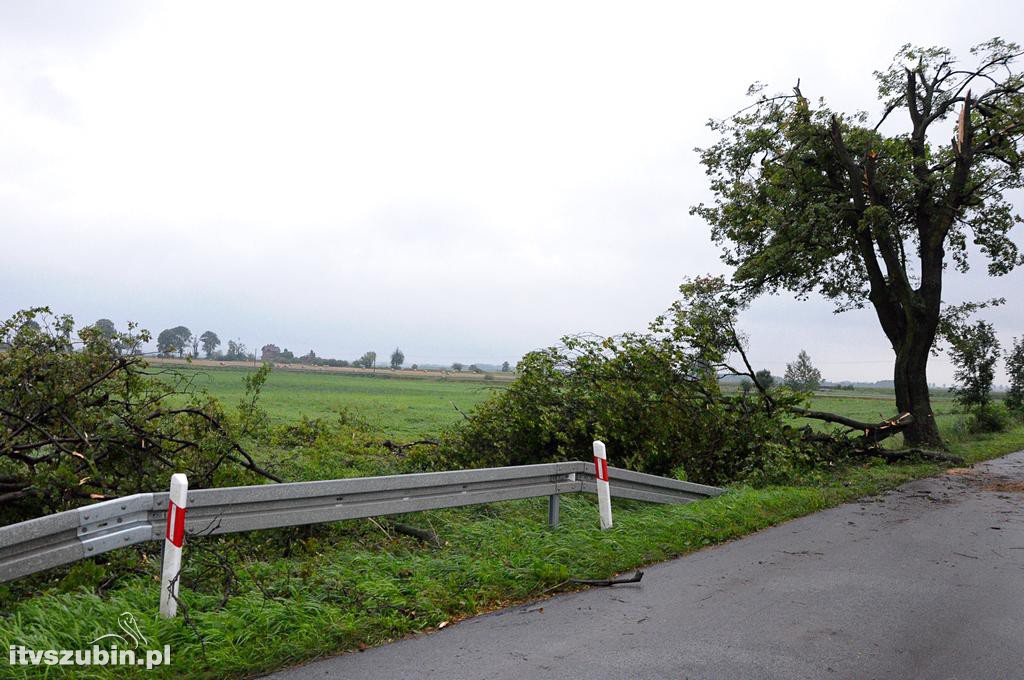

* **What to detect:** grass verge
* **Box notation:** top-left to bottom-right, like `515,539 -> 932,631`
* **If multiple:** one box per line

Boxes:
2,425 -> 1023,679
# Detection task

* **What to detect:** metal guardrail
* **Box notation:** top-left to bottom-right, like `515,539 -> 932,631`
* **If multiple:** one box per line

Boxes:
0,461 -> 722,583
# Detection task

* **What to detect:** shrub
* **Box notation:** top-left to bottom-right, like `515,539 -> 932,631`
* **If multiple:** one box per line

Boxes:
413,278 -> 824,486
967,402 -> 1011,434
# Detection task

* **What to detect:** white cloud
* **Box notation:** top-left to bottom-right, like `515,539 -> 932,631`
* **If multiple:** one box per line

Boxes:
1,0 -> 1022,381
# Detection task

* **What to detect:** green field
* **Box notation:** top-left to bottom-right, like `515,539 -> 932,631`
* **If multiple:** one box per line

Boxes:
165,362 -> 962,441
162,363 -> 504,438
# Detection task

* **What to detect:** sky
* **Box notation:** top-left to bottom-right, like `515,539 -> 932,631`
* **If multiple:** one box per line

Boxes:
1,0 -> 1022,384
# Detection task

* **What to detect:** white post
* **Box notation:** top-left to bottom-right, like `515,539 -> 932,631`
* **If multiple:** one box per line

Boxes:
159,473 -> 188,618
593,441 -> 612,530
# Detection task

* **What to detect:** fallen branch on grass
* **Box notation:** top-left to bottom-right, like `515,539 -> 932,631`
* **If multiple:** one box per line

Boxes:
795,410 -> 914,447
569,571 -> 644,586
392,522 -> 444,548
855,447 -> 965,465
449,401 -> 472,421
378,439 -> 440,456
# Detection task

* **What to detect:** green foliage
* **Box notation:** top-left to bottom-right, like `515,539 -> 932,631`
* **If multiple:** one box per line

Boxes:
354,351 -> 377,369
1005,337 -> 1024,412
691,39 -> 1024,447
754,368 -> 774,388
93,318 -> 117,339
967,402 -> 1011,434
390,347 -> 405,369
692,39 -> 1024,308
157,325 -> 193,357
949,320 -> 1000,411
420,278 -> 821,486
4,423 -> 1023,679
225,339 -> 248,361
784,350 -> 822,391
199,330 -> 221,358
0,308 -> 267,522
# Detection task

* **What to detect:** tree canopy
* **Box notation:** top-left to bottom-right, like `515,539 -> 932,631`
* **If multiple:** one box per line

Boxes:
1006,337 -> 1024,412
200,330 -> 221,358
157,326 -> 192,357
784,350 -> 822,391
693,39 -> 1024,447
949,320 -> 1000,409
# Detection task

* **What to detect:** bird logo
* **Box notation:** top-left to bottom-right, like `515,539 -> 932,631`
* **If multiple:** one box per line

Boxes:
89,612 -> 148,649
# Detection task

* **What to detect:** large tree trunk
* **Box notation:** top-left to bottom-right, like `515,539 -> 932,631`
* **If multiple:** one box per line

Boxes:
893,314 -> 943,448
868,280 -> 945,449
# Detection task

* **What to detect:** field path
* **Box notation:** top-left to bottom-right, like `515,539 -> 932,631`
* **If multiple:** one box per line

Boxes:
266,451 -> 1024,679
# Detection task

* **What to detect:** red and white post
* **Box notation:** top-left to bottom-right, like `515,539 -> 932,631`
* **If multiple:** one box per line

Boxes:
159,473 -> 188,618
593,441 -> 612,530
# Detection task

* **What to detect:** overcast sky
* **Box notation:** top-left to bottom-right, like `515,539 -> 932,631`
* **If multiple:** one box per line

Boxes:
1,0 -> 1022,383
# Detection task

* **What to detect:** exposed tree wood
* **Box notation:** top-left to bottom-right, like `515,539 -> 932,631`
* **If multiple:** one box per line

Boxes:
793,409 -> 912,433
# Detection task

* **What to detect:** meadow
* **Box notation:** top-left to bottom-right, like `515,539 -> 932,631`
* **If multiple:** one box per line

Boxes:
161,363 -> 505,438
163,361 -> 962,441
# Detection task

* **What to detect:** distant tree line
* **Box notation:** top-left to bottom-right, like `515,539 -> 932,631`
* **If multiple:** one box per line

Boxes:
149,325 -> 250,362
101,321 -> 517,375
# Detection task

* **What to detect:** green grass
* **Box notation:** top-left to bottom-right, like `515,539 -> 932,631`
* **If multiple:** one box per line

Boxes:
168,363 -> 954,441
163,363 -> 502,438
3,418 -> 1023,679
4,369 -> 1020,678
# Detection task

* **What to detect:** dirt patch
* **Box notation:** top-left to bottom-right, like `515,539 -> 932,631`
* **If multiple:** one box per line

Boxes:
945,468 -> 1024,492
979,481 -> 1024,493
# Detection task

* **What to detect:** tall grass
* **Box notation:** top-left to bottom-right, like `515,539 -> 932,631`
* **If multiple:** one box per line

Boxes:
3,424 -> 1023,679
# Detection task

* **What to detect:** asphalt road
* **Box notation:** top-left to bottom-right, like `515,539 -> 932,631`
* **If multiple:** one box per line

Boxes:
267,451 -> 1024,679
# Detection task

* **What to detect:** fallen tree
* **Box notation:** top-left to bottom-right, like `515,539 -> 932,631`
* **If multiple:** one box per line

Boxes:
728,328 -> 963,464
415,277 -> 961,485
0,308 -> 279,523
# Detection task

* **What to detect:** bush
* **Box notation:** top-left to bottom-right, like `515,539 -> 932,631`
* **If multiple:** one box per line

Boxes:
967,403 -> 1012,434
412,278 -> 825,486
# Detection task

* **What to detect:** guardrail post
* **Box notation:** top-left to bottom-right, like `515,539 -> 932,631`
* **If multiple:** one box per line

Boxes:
548,494 -> 560,527
159,473 -> 188,618
593,441 -> 612,530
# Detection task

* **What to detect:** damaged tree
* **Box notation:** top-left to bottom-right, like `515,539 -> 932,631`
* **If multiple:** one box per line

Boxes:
427,276 -> 964,486
0,308 -> 279,523
693,39 -> 1024,448
728,337 -> 962,464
